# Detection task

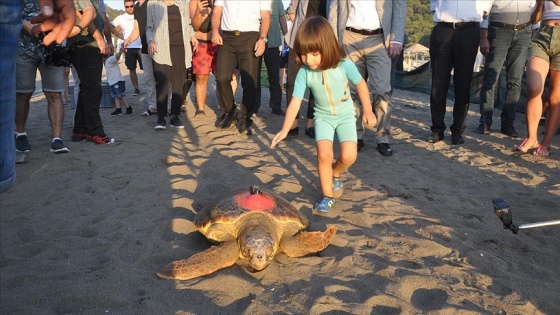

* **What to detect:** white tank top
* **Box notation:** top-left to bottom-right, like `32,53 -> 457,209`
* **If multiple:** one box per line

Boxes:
543,1 -> 560,20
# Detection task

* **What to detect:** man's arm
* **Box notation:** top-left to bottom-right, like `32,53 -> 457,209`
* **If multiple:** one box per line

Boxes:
123,20 -> 139,47
259,10 -> 271,40
254,9 -> 270,57
211,5 -> 223,45
279,13 -> 287,36
531,0 -> 545,24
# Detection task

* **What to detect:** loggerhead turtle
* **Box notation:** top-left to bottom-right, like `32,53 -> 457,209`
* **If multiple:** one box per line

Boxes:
157,185 -> 337,280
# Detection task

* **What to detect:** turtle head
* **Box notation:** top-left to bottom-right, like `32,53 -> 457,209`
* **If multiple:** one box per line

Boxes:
239,228 -> 276,271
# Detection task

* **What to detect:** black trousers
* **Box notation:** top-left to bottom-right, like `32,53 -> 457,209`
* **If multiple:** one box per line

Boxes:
72,44 -> 105,136
256,46 -> 283,112
153,45 -> 186,118
215,32 -> 260,126
286,48 -> 314,120
429,23 -> 480,135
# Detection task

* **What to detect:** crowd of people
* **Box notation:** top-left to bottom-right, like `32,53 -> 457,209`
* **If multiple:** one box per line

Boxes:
1,1 -> 559,213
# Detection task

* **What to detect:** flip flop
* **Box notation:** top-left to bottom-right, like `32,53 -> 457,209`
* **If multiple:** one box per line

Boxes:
513,138 -> 539,153
533,144 -> 551,157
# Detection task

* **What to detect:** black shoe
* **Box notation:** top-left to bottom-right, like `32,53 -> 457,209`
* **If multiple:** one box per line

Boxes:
305,127 -> 315,138
154,118 -> 166,130
125,106 -> 133,115
271,108 -> 285,116
287,127 -> 299,136
501,125 -> 519,138
426,132 -> 444,143
220,110 -> 236,129
239,125 -> 252,136
357,139 -> 364,152
170,115 -> 184,128
111,108 -> 123,116
451,133 -> 464,145
473,123 -> 490,134
377,143 -> 393,156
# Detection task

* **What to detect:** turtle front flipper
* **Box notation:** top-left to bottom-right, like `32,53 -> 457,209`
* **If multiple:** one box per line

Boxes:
280,225 -> 337,257
157,241 -> 239,280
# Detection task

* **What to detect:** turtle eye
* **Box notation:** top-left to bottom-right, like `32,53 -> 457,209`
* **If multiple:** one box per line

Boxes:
244,248 -> 254,258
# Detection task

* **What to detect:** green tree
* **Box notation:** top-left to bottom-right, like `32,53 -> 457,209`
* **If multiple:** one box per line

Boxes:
405,0 -> 433,47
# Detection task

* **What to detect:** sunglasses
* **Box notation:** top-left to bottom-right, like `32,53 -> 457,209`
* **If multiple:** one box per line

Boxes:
125,5 -> 134,8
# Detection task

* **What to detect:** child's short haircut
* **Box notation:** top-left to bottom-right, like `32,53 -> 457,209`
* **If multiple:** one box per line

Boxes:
294,16 -> 345,70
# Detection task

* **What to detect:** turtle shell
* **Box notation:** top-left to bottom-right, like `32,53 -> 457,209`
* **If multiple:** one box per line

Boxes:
195,186 -> 309,241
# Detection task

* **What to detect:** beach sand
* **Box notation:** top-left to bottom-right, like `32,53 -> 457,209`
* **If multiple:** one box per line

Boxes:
1,65 -> 559,314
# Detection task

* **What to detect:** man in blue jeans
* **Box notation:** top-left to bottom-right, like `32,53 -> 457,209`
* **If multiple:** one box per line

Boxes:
474,1 -> 537,138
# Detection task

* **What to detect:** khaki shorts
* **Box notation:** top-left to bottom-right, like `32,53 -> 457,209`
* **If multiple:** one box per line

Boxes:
16,53 -> 65,93
529,25 -> 560,71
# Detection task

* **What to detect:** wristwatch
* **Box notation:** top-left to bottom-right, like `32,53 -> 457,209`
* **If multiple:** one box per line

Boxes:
259,36 -> 268,43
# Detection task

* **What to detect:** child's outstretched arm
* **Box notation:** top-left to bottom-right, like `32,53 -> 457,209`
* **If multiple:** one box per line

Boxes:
356,78 -> 377,129
270,97 -> 302,148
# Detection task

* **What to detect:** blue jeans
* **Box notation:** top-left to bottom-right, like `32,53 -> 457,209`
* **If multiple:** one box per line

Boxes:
0,0 -> 20,193
479,26 -> 531,127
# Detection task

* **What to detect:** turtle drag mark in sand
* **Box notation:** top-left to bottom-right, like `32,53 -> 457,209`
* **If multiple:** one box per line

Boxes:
157,186 -> 337,280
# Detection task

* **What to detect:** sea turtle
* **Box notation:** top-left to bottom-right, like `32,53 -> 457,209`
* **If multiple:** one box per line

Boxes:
157,185 -> 337,280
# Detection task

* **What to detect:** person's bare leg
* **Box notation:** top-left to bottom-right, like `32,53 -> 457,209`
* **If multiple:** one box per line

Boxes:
121,96 -> 130,109
517,57 -> 548,152
196,74 -> 209,111
333,141 -> 358,178
539,69 -> 560,153
64,67 -> 70,103
45,91 -> 64,139
15,93 -> 32,133
130,69 -> 139,91
317,140 -> 334,198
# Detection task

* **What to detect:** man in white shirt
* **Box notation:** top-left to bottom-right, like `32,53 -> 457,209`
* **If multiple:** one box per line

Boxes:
329,0 -> 407,156
212,0 -> 271,136
427,0 -> 491,145
113,0 -> 143,95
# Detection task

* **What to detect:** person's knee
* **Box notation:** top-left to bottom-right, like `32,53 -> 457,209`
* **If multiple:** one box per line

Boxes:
44,91 -> 62,103
339,149 -> 357,166
317,149 -> 334,164
527,83 -> 544,99
196,75 -> 209,85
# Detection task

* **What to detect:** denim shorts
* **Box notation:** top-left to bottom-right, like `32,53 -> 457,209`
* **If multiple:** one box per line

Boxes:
16,53 -> 65,93
529,25 -> 560,70
110,81 -> 126,98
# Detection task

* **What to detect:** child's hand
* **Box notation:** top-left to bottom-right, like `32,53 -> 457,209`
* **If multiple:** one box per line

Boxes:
362,112 -> 377,129
270,131 -> 288,148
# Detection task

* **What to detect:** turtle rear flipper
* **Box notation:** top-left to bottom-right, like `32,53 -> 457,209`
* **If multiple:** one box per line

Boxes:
157,241 -> 239,280
280,226 -> 337,257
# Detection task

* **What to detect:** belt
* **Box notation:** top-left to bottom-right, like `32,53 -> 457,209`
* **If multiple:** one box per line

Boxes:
345,27 -> 383,36
437,21 -> 480,29
222,30 -> 257,36
489,21 -> 530,30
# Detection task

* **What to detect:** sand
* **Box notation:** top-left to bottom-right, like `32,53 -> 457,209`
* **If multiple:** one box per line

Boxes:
1,65 -> 559,314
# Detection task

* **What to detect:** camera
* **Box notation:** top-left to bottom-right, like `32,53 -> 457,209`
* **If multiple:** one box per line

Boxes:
38,32 -> 74,67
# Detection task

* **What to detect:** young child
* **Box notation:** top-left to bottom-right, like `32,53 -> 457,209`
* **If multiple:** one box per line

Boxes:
105,45 -> 132,115
270,16 -> 376,213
